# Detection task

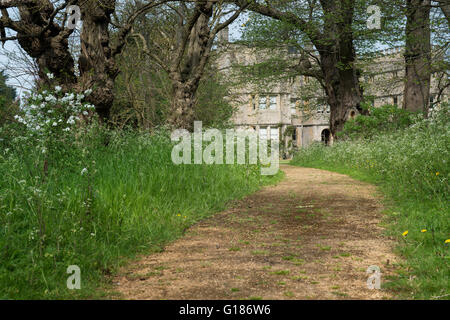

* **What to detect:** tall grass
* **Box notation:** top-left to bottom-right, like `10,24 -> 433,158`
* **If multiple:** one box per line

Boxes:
291,105 -> 449,299
0,124 -> 280,299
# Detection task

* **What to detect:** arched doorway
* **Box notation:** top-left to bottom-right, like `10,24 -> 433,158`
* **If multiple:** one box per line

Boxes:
321,129 -> 331,146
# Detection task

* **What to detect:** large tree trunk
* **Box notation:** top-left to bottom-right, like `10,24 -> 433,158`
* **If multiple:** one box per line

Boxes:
78,0 -> 118,120
403,0 -> 431,115
243,0 -> 363,138
15,0 -> 76,86
318,0 -> 363,138
169,80 -> 197,130
320,49 -> 362,137
2,0 -> 143,121
167,2 -> 214,130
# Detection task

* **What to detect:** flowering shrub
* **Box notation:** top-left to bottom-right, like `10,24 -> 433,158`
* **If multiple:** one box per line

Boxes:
0,83 -> 279,298
14,78 -> 95,139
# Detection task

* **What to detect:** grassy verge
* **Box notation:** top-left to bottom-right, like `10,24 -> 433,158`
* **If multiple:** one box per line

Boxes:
290,108 -> 449,299
0,126 -> 282,299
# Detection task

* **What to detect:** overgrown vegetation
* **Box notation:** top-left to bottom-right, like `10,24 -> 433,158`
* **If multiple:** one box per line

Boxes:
0,86 -> 280,299
291,104 -> 450,299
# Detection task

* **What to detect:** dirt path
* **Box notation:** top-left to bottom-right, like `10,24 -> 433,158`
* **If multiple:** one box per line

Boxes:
113,165 -> 399,300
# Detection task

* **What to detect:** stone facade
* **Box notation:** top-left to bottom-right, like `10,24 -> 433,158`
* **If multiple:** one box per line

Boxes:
216,32 -> 448,151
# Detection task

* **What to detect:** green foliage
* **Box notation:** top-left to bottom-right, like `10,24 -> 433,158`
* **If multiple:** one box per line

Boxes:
291,104 -> 450,299
339,104 -> 418,140
194,72 -> 236,128
0,71 -> 18,127
0,70 -> 16,102
111,46 -> 234,129
0,116 -> 280,299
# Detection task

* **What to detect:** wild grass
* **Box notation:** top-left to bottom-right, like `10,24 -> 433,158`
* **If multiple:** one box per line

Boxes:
291,105 -> 449,299
0,124 -> 281,299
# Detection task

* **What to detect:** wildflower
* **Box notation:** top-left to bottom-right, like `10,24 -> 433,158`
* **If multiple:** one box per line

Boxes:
402,230 -> 408,237
84,89 -> 93,95
445,239 -> 450,244
177,214 -> 181,217
81,168 -> 88,176
421,229 -> 427,233
90,233 -> 95,237
46,73 -> 54,79
55,85 -> 62,92
67,116 -> 75,125
436,172 -> 439,176
52,122 -> 58,127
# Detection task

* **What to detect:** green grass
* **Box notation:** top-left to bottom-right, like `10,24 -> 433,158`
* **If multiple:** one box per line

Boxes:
271,270 -> 290,276
0,126 -> 282,299
290,106 -> 449,299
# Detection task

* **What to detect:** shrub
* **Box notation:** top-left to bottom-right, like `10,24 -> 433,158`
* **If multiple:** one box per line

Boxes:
0,83 -> 279,299
338,104 -> 418,140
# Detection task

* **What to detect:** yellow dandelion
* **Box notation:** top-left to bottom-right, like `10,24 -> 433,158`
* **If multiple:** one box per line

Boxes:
177,214 -> 181,217
445,239 -> 450,244
421,229 -> 427,233
402,230 -> 408,237
436,172 -> 440,176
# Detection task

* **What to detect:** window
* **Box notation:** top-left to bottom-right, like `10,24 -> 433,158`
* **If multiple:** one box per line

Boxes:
270,128 -> 279,141
250,95 -> 256,110
292,128 -> 297,145
269,96 -> 277,110
430,95 -> 434,104
259,96 -> 267,110
290,99 -> 297,114
259,127 -> 268,140
393,96 -> 398,105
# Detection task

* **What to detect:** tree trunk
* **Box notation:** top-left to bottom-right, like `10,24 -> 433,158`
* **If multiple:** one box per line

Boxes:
403,0 -> 431,115
318,0 -> 363,138
437,0 -> 450,26
169,80 -> 197,130
15,0 -> 76,87
320,50 -> 362,137
167,2 -> 214,130
78,0 -> 118,120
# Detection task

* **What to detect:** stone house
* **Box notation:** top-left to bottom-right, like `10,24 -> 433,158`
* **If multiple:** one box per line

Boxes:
215,29 -> 448,151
